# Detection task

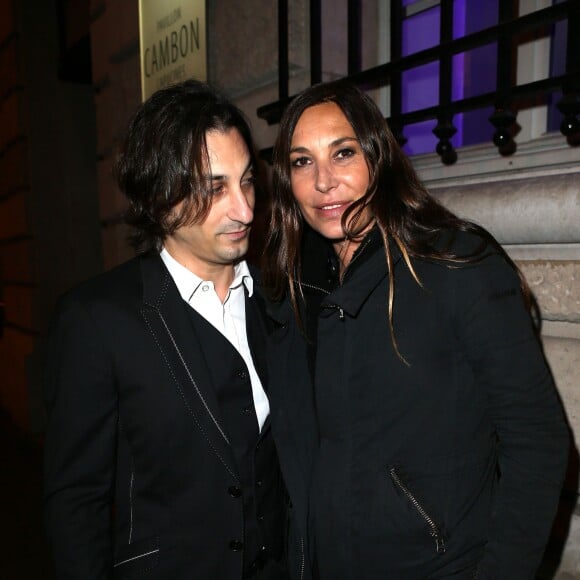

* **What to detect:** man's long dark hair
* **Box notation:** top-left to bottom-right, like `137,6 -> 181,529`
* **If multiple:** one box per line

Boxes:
115,79 -> 256,252
263,81 -> 534,356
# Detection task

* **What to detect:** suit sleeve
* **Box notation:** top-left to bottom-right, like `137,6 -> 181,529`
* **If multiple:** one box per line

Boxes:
453,253 -> 569,579
43,293 -> 117,579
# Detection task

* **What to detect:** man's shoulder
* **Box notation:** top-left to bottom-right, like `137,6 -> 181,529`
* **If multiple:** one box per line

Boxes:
60,252 -> 158,307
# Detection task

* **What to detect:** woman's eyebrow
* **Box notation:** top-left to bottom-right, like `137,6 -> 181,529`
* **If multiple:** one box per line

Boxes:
289,136 -> 358,154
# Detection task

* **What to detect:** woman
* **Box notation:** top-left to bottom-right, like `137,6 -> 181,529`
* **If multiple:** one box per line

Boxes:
263,81 -> 569,580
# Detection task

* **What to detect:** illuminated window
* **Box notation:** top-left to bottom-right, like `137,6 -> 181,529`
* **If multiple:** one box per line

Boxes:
400,0 -> 566,155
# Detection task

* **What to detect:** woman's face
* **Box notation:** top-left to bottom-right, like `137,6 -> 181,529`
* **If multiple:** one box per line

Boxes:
289,102 -> 372,248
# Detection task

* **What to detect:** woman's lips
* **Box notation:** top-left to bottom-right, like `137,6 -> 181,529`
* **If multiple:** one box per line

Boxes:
315,201 -> 350,218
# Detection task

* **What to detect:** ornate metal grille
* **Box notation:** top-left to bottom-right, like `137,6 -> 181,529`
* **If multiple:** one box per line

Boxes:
257,0 -> 579,165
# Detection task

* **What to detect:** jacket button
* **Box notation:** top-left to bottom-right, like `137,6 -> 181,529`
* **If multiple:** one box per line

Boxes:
243,405 -> 253,415
229,540 -> 244,551
228,485 -> 242,498
256,479 -> 262,487
237,369 -> 248,380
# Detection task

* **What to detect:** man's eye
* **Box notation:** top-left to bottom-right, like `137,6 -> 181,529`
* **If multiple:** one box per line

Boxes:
242,175 -> 256,188
290,156 -> 310,168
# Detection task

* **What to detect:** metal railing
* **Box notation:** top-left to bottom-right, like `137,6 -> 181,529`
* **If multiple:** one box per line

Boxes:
257,0 -> 580,164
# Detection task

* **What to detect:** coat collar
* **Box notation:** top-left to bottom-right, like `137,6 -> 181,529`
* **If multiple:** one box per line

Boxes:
303,227 -> 403,319
320,245 -> 394,318
265,228 -> 405,325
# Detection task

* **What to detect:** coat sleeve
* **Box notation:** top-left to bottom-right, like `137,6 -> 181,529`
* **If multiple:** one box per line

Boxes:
43,293 -> 117,580
452,252 -> 569,579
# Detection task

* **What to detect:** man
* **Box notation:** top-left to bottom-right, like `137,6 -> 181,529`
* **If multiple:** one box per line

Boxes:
43,80 -> 289,579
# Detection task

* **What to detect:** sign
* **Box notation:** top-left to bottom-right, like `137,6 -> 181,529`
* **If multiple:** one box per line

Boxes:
139,0 -> 207,101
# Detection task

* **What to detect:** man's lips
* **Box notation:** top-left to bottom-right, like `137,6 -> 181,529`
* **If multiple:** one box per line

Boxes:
220,227 -> 251,240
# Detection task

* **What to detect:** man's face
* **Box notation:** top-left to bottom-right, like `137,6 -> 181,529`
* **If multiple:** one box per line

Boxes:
164,128 -> 255,279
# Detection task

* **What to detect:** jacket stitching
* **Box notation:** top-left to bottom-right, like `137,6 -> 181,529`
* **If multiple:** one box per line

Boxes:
155,309 -> 230,444
157,274 -> 170,308
144,278 -> 230,444
118,419 -> 136,546
128,470 -> 134,544
140,309 -> 237,480
113,548 -> 159,567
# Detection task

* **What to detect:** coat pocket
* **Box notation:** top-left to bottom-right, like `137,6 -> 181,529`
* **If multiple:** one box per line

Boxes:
113,536 -> 159,579
388,464 -> 447,555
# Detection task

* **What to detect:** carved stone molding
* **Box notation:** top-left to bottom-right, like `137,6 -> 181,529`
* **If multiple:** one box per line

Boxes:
553,514 -> 580,579
517,261 -> 580,323
543,336 -> 580,451
431,172 -> 580,245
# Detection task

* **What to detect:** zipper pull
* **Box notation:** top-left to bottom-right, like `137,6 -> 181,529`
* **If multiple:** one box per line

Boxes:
323,304 -> 345,320
433,532 -> 446,555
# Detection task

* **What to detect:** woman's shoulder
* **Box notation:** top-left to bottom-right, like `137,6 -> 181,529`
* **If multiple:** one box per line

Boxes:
430,225 -> 498,259
417,226 -> 520,292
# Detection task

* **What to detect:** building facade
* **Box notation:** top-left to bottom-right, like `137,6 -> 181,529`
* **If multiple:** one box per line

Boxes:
0,0 -> 578,576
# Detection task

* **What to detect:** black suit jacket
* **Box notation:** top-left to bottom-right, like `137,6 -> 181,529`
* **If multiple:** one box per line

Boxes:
43,252 -> 277,579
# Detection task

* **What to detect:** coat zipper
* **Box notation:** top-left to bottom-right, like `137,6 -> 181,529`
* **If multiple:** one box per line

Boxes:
299,536 -> 305,580
300,235 -> 373,322
389,466 -> 447,555
300,282 -> 330,296
340,236 -> 372,281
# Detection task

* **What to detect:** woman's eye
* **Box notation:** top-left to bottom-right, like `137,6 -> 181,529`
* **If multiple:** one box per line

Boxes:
211,184 -> 225,195
290,156 -> 310,168
335,148 -> 355,160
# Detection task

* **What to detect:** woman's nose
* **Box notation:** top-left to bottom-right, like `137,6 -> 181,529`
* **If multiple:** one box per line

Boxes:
315,163 -> 337,193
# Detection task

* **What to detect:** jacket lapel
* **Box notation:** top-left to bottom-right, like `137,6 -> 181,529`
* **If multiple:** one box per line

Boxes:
138,252 -> 238,480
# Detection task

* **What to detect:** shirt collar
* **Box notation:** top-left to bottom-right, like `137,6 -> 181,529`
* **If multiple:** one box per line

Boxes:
160,248 -> 253,303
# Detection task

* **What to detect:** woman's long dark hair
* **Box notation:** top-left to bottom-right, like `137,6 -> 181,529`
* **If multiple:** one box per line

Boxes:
263,81 -> 535,356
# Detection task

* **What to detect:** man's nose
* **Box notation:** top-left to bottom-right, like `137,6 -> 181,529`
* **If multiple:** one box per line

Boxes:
229,187 -> 254,224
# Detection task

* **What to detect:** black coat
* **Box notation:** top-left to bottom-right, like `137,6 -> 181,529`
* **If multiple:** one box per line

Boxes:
267,229 -> 569,580
43,253 -> 293,579
266,304 -> 319,580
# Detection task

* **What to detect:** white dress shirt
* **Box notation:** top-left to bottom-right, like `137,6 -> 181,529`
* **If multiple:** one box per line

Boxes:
160,248 -> 270,430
